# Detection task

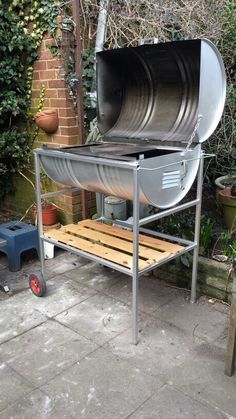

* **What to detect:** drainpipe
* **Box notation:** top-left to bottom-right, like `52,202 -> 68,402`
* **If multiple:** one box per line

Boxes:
95,0 -> 109,53
71,0 -> 88,219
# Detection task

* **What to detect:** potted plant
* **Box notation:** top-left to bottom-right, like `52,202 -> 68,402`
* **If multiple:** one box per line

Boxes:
31,168 -> 58,226
20,169 -> 58,227
219,182 -> 236,229
31,199 -> 57,226
215,174 -> 236,191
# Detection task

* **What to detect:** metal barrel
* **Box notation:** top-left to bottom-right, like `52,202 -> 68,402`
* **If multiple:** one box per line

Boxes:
97,39 -> 226,143
39,39 -> 226,209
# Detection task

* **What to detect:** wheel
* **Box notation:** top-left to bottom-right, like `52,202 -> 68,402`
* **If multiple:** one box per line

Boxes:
29,274 -> 46,297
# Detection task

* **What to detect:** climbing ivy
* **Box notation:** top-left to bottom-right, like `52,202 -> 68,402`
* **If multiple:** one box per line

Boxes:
0,0 -> 60,199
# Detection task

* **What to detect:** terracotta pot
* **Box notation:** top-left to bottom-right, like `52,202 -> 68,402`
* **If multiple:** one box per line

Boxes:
219,187 -> 236,229
32,204 -> 57,226
35,110 -> 59,133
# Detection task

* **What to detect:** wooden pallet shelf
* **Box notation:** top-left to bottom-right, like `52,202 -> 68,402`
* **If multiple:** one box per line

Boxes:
44,219 -> 185,271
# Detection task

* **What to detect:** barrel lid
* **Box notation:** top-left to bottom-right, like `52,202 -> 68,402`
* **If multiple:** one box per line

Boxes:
96,39 -> 226,144
197,39 -> 226,142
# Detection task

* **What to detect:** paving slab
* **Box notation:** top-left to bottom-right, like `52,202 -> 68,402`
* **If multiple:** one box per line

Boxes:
211,301 -> 230,316
168,341 -> 236,417
42,347 -> 163,419
64,261 -> 123,291
0,258 -> 235,418
28,274 -> 97,318
0,249 -> 88,298
0,275 -> 97,346
105,316 -> 196,380
103,275 -> 182,314
129,385 -> 228,419
0,320 -> 97,386
155,294 -> 229,343
45,251 -> 89,277
55,293 -> 135,345
0,361 -> 32,413
0,389 -> 73,419
0,291 -> 47,344
213,327 -> 229,350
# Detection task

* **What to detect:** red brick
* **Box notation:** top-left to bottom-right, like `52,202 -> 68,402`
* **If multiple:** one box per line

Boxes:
45,143 -> 59,148
47,59 -> 61,69
31,89 -> 41,99
71,204 -> 81,213
42,135 -> 54,142
59,116 -> 77,126
32,80 -> 49,89
64,195 -> 73,204
34,61 -> 47,71
41,98 -> 50,108
58,108 -> 76,118
33,71 -> 41,80
45,89 -> 58,99
48,80 -> 65,88
59,127 -> 79,136
64,195 -> 81,205
55,88 -> 67,93
39,69 -> 56,80
40,50 -> 54,60
50,99 -> 72,108
52,136 -> 75,145
37,44 -> 44,56
64,89 -> 72,101
63,204 -> 73,212
30,102 -> 37,111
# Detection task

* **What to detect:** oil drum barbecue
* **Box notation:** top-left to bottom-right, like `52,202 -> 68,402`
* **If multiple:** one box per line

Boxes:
30,39 -> 226,343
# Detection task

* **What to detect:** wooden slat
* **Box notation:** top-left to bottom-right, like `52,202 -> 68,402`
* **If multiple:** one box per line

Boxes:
45,229 -> 149,270
62,224 -> 170,261
80,219 -> 184,253
45,220 -> 185,273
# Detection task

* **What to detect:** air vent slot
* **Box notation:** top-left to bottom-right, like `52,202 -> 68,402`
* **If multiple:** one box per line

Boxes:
162,170 -> 181,189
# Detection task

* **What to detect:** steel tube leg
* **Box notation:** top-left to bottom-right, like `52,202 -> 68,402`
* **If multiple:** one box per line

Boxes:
225,265 -> 236,376
191,153 -> 204,303
132,167 -> 140,344
34,152 -> 46,278
100,193 -> 105,219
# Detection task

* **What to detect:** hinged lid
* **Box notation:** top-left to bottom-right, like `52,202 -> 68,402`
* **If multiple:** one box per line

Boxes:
97,39 -> 226,144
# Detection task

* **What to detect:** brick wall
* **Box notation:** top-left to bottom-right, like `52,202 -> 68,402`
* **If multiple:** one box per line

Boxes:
30,32 -> 96,223
31,33 -> 79,148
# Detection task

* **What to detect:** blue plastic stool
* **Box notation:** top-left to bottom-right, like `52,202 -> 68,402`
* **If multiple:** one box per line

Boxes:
0,221 -> 39,272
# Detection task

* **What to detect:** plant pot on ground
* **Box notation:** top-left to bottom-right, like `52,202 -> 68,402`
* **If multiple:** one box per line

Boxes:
215,174 -> 236,200
219,184 -> 236,230
31,200 -> 57,226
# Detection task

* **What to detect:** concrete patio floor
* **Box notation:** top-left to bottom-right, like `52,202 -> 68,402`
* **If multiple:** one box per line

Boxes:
0,250 -> 235,418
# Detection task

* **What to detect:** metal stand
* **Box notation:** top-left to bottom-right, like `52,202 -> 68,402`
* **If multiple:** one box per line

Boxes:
34,153 -> 46,279
33,149 -> 204,344
191,155 -> 204,303
132,167 -> 140,344
225,264 -> 236,376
